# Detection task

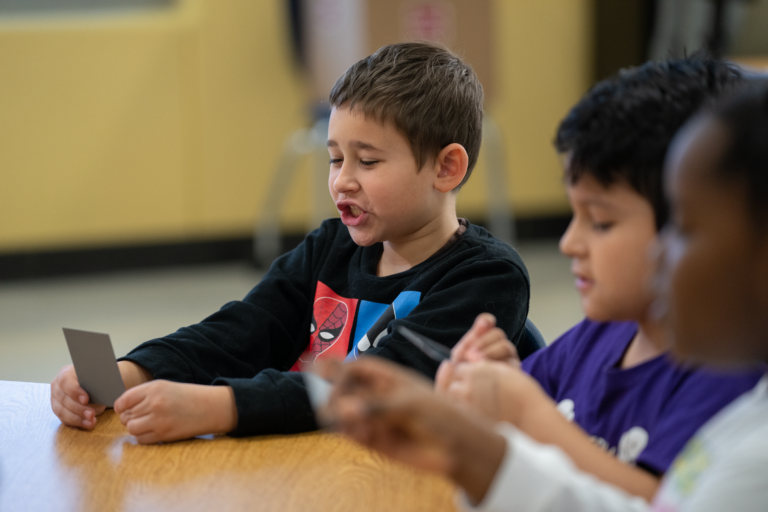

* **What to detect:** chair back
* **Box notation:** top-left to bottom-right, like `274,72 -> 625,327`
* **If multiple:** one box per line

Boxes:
516,318 -> 547,360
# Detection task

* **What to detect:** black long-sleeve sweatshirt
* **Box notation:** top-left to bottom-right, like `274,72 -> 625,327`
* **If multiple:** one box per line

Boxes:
121,218 -> 530,437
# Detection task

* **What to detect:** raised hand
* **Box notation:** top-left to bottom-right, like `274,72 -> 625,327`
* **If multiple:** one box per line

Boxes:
450,313 -> 519,365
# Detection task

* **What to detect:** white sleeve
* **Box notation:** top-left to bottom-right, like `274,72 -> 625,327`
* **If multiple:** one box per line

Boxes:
456,423 -> 651,512
675,440 -> 768,512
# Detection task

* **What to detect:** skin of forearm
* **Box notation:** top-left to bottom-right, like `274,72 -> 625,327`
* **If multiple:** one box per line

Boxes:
117,360 -> 154,389
516,401 -> 660,502
446,410 -> 508,505
116,361 -> 239,434
206,385 -> 239,434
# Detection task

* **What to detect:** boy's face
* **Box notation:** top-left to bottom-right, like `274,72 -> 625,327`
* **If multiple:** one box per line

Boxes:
327,106 -> 441,247
560,172 -> 657,323
659,117 -> 768,365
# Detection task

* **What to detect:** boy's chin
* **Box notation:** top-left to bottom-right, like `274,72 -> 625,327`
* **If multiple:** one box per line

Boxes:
580,300 -> 613,323
345,226 -> 380,247
581,295 -> 648,325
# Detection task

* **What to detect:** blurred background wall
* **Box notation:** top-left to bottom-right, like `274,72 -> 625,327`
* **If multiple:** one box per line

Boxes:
0,0 -> 590,277
1,0 -> 767,279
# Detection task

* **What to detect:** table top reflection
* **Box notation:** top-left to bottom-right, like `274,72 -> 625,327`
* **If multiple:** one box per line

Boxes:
0,380 -> 457,512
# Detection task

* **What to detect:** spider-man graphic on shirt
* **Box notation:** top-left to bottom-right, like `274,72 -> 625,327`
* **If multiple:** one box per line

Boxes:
293,281 -> 359,367
290,281 -> 421,370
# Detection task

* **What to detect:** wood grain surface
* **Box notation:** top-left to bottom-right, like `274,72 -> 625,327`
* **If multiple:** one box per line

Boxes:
0,381 -> 458,512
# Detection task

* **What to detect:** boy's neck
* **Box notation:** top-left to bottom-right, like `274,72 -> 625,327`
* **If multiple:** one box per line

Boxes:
377,210 -> 460,277
620,317 -> 668,369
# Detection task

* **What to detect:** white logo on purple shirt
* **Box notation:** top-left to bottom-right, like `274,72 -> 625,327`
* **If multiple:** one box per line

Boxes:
618,426 -> 649,463
557,399 -> 575,422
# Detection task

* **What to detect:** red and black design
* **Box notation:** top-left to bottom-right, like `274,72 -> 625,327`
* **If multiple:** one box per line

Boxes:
310,299 -> 348,357
291,281 -> 359,370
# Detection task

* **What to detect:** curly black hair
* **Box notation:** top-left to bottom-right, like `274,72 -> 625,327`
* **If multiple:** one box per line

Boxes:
555,56 -> 743,229
710,80 -> 768,229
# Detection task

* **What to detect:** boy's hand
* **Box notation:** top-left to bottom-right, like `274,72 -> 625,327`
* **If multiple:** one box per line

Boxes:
440,362 -> 662,502
113,380 -> 238,444
450,313 -> 520,365
437,360 -> 553,426
50,364 -> 106,429
50,361 -> 153,430
324,357 -> 506,504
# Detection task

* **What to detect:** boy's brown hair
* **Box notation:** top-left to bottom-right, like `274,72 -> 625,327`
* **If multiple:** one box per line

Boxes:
329,42 -> 484,190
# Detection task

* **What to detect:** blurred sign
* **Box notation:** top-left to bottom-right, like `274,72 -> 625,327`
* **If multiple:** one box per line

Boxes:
304,0 -> 494,104
400,0 -> 456,44
304,0 -> 368,107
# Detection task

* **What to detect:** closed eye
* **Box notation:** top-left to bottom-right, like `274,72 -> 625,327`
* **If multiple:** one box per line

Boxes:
360,160 -> 378,168
592,221 -> 614,232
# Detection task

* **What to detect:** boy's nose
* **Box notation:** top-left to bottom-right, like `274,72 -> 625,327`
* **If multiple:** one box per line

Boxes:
559,217 -> 584,257
332,164 -> 359,194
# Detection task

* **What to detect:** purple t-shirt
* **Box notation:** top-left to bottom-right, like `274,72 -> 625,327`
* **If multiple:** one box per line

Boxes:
522,319 -> 763,474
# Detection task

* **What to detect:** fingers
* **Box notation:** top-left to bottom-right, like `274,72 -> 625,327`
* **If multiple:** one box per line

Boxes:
334,356 -> 429,399
115,385 -> 165,443
123,414 -> 154,437
451,314 -> 497,363
444,371 -> 472,405
474,313 -> 497,329
54,365 -> 89,405
133,431 -> 161,445
330,359 -> 433,430
115,381 -> 221,444
465,333 -> 519,364
313,358 -> 343,383
113,384 -> 148,415
434,360 -> 455,394
51,394 -> 98,428
452,314 -> 517,365
122,411 -> 161,444
334,389 -> 460,475
51,365 -> 99,428
334,396 -> 375,444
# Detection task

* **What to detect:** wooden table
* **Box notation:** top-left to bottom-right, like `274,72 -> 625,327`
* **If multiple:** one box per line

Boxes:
0,381 -> 457,512
730,56 -> 768,72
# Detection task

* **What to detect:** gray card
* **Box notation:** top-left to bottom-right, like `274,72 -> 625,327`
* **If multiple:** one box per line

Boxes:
63,328 -> 125,407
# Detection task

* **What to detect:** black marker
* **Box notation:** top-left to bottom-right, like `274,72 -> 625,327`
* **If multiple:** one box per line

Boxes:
396,326 -> 452,362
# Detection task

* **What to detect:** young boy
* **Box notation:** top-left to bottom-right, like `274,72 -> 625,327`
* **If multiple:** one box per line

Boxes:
324,80 -> 768,512
49,42 -> 531,442
434,56 -> 763,501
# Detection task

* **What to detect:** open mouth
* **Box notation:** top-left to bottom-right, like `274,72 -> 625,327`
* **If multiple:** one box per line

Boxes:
574,275 -> 593,292
338,203 -> 367,226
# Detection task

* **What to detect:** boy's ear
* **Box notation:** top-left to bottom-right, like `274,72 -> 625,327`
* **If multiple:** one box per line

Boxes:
433,143 -> 468,193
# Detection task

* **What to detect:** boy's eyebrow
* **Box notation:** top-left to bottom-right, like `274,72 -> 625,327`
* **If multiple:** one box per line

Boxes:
581,197 -> 618,209
326,139 -> 384,152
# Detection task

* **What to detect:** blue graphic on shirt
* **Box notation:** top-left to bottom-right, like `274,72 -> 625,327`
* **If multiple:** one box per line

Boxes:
345,291 -> 421,361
